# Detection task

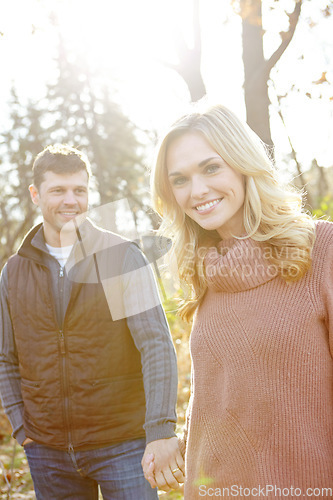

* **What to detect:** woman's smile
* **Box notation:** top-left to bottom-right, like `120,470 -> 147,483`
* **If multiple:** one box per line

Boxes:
193,198 -> 223,213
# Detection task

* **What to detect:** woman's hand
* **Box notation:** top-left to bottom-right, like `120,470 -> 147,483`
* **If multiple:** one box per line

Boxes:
22,438 -> 34,446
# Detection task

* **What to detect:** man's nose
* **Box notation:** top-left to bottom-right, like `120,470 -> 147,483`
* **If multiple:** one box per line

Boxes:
191,176 -> 209,199
63,190 -> 77,204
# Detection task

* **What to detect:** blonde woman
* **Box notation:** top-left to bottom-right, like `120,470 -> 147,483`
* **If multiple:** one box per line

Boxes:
144,105 -> 333,498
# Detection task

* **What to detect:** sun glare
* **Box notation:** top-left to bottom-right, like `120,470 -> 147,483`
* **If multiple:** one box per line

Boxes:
1,0 -> 332,165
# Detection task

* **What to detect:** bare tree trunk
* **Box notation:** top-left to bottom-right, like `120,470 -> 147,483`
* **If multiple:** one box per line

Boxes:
240,0 -> 302,146
241,0 -> 272,146
166,0 -> 206,102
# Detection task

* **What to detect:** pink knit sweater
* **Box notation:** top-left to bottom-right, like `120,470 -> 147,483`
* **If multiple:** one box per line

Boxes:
182,220 -> 333,499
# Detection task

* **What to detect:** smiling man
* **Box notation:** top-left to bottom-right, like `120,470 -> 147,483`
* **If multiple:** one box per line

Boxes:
29,171 -> 89,243
0,144 -> 182,499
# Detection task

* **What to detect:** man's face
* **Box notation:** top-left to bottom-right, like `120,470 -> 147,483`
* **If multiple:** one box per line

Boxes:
29,170 -> 89,246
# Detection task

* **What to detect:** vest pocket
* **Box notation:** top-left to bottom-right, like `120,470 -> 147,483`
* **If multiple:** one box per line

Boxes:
20,377 -> 65,444
72,372 -> 145,417
90,377 -> 113,387
21,378 -> 40,389
70,373 -> 146,447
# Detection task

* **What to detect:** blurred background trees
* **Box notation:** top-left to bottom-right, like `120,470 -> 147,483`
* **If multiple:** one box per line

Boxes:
0,25 -> 154,266
169,0 -> 304,147
1,0 -> 332,269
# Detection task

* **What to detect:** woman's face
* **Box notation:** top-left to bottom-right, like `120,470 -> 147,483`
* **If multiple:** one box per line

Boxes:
166,132 -> 246,239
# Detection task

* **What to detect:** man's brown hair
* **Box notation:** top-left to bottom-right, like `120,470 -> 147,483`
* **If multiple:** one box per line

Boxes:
32,144 -> 91,189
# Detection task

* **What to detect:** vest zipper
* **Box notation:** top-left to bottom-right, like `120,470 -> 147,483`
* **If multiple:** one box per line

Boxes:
59,330 -> 65,355
58,264 -> 73,449
59,328 -> 73,448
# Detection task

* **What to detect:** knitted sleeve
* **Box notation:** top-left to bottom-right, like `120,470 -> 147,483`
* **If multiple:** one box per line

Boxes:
178,370 -> 194,458
321,226 -> 333,354
311,221 -> 333,355
122,243 -> 178,443
0,263 -> 26,445
178,396 -> 192,458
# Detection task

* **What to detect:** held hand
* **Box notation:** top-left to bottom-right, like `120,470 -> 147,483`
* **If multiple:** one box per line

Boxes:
22,438 -> 34,446
141,437 -> 185,492
144,457 -> 155,488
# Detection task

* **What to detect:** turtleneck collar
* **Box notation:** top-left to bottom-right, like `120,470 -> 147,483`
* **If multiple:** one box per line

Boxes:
204,237 -> 279,293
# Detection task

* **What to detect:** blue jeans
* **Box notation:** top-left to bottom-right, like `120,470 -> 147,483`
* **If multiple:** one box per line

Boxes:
24,437 -> 158,500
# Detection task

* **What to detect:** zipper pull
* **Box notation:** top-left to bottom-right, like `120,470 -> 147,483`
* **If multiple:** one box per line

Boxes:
59,330 -> 66,355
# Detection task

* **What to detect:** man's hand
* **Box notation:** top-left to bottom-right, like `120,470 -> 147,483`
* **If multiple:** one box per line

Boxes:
141,437 -> 185,492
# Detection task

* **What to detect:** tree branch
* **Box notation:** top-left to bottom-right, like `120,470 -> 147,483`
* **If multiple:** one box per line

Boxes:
266,0 -> 303,72
193,0 -> 202,55
160,0 -> 206,102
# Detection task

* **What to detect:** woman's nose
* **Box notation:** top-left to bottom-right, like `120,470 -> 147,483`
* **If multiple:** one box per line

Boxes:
191,176 -> 209,199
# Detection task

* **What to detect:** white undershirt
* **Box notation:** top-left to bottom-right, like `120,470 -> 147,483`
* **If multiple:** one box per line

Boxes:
45,244 -> 73,267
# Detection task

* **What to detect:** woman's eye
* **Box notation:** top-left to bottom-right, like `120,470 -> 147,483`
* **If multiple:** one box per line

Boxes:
172,176 -> 187,186
205,164 -> 220,174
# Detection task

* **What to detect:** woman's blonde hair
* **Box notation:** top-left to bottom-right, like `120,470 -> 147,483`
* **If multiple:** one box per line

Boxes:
151,104 -> 315,321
